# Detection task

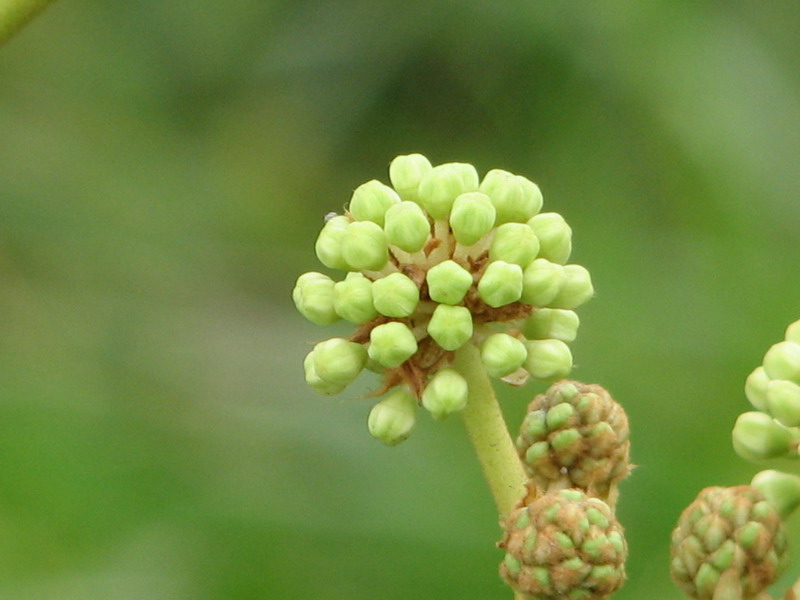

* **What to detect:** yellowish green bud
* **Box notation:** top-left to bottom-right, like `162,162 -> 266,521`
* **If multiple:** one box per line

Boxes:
521,259 -> 565,306
417,162 -> 479,219
745,367 -> 770,411
303,350 -> 347,395
368,388 -> 417,446
477,261 -> 523,308
368,321 -> 418,368
528,212 -> 572,264
383,201 -> 430,253
314,215 -> 350,270
389,153 -> 432,203
427,304 -> 473,351
449,191 -> 496,245
426,260 -> 473,305
549,264 -> 594,309
786,319 -> 800,344
763,341 -> 800,383
766,379 -> 800,427
525,339 -> 573,381
481,333 -> 527,378
751,470 -> 800,519
523,308 -> 580,342
479,169 -> 543,224
489,223 -> 540,267
348,179 -> 401,226
422,368 -> 468,419
333,272 -> 377,324
293,272 -> 340,326
340,221 -> 389,271
372,272 -> 419,317
732,412 -> 795,461
312,338 -> 368,386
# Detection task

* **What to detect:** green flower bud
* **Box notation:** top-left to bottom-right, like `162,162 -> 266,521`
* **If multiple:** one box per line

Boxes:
745,367 -> 770,412
314,215 -> 350,270
477,260 -> 523,308
489,223 -> 540,267
383,201 -> 430,253
333,272 -> 377,324
523,308 -> 580,342
372,272 -> 419,317
751,469 -> 800,520
427,304 -> 473,351
311,338 -> 368,386
786,319 -> 800,344
549,265 -> 594,310
528,212 -> 572,264
417,162 -> 479,219
732,412 -> 795,461
293,272 -> 340,326
389,153 -> 432,203
421,368 -> 468,419
766,379 -> 800,427
521,259 -> 565,306
348,179 -> 401,226
480,333 -> 527,378
367,388 -> 417,446
368,321 -> 418,368
525,339 -> 573,381
479,169 -> 543,225
449,191 -> 496,245
340,221 -> 389,271
426,260 -> 473,305
763,341 -> 800,383
303,350 -> 347,395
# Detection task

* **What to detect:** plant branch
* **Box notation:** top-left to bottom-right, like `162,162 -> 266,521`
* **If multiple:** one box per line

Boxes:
0,0 -> 56,47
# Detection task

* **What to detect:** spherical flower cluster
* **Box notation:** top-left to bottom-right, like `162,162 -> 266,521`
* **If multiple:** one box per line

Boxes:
293,153 -> 594,444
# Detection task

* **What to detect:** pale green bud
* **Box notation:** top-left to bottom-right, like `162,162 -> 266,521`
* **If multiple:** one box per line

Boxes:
481,333 -> 528,378
549,265 -> 594,309
426,260 -> 473,305
427,304 -> 473,351
489,222 -> 540,267
368,321 -> 418,368
528,212 -> 572,264
751,470 -> 800,519
786,320 -> 800,344
479,169 -> 543,224
732,412 -> 795,461
422,368 -> 468,419
477,261 -> 523,308
449,192 -> 496,245
303,350 -> 346,395
389,153 -> 432,203
314,215 -> 350,270
312,338 -> 368,386
340,221 -> 389,271
368,388 -> 417,446
333,272 -> 377,324
745,367 -> 770,411
766,379 -> 800,427
293,272 -> 340,326
348,179 -> 401,226
417,162 -> 479,219
521,259 -> 565,306
384,201 -> 430,253
763,341 -> 800,383
523,308 -> 580,342
525,339 -> 573,381
372,273 -> 419,318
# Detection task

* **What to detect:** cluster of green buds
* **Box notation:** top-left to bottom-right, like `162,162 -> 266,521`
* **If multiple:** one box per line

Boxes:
294,153 -> 593,444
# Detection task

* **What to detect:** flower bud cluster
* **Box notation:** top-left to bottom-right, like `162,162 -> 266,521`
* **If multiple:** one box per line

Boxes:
293,153 -> 594,444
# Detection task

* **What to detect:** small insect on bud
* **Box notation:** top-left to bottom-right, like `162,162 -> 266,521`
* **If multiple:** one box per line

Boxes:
383,201 -> 431,253
489,222 -> 540,267
521,259 -> 565,307
372,272 -> 419,318
449,191 -> 496,246
763,341 -> 800,383
314,215 -> 351,271
311,338 -> 368,387
348,179 -> 401,226
732,411 -> 795,461
523,308 -> 580,342
368,388 -> 417,446
293,272 -> 340,326
425,259 -> 473,305
479,169 -> 543,225
417,162 -> 479,219
525,339 -> 573,381
340,220 -> 389,271
528,212 -> 572,265
422,368 -> 469,419
389,153 -> 432,204
368,321 -> 419,368
333,272 -> 377,324
480,333 -> 527,378
744,367 -> 770,412
477,260 -> 523,308
427,304 -> 474,351
549,264 -> 594,310
766,379 -> 800,427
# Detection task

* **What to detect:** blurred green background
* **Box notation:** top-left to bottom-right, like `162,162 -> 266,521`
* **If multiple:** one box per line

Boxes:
2,2 -> 799,598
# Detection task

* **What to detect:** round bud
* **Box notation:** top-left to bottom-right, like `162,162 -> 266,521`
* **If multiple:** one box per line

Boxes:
426,260 -> 473,305
525,339 -> 573,381
751,469 -> 800,520
449,191 -> 496,245
479,169 -> 543,225
384,201 -> 431,253
314,215 -> 350,270
763,341 -> 800,383
766,379 -> 800,427
785,319 -> 800,344
389,153 -> 432,203
340,221 -> 389,271
732,412 -> 795,461
421,368 -> 468,419
372,273 -> 419,318
427,304 -> 473,351
368,321 -> 418,368
521,259 -> 565,306
333,272 -> 377,324
528,212 -> 572,264
489,223 -> 540,267
477,261 -> 523,308
549,265 -> 594,310
744,367 -> 770,412
303,350 -> 347,395
523,308 -> 580,342
367,388 -> 417,446
348,179 -> 401,226
480,333 -> 527,378
293,272 -> 340,326
417,162 -> 479,219
311,338 -> 368,386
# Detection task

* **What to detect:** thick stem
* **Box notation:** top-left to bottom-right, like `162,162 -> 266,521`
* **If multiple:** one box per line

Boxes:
455,343 -> 527,520
0,0 -> 56,46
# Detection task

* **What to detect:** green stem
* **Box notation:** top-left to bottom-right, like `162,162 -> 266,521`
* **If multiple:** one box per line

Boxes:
0,0 -> 56,46
454,343 -> 527,520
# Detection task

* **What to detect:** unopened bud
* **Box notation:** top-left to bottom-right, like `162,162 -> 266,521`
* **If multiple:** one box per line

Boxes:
348,179 -> 400,226
521,259 -> 564,306
333,272 -> 377,324
479,169 -> 543,225
293,272 -> 339,326
732,412 -> 795,461
340,221 -> 389,271
549,264 -> 594,310
372,273 -> 419,318
477,260 -> 523,308
523,308 -> 580,342
449,191 -> 496,245
525,339 -> 573,381
425,260 -> 473,305
427,304 -> 473,351
422,368 -> 468,419
368,388 -> 417,445
311,338 -> 368,386
528,212 -> 572,264
786,319 -> 800,344
766,379 -> 800,427
763,341 -> 800,383
389,153 -> 432,204
314,215 -> 351,270
384,201 -> 431,253
745,367 -> 770,411
489,223 -> 540,267
480,333 -> 527,378
303,350 -> 347,395
417,162 -> 479,219
368,321 -> 418,368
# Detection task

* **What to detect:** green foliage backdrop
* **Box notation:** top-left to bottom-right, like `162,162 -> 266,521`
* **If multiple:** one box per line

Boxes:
1,2 -> 799,598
